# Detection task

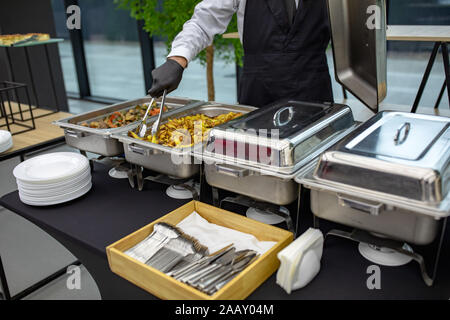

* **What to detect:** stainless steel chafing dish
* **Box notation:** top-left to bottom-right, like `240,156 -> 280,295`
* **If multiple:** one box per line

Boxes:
198,100 -> 356,206
54,96 -> 204,157
113,102 -> 257,178
297,111 -> 450,245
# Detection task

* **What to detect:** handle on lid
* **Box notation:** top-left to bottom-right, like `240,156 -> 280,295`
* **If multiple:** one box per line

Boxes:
337,194 -> 383,216
273,106 -> 294,127
215,163 -> 250,178
394,122 -> 410,145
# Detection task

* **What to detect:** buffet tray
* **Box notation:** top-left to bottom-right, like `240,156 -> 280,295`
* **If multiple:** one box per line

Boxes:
106,200 -> 293,300
113,102 -> 257,178
54,96 -> 204,157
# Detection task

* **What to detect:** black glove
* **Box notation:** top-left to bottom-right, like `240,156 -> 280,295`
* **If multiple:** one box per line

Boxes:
148,59 -> 184,97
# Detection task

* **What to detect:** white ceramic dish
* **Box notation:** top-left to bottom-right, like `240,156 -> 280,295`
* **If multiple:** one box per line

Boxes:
19,182 -> 92,206
16,168 -> 91,190
18,175 -> 91,197
13,152 -> 89,183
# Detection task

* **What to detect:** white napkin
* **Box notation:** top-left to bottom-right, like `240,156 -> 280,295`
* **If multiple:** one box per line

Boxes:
176,211 -> 276,255
276,228 -> 324,293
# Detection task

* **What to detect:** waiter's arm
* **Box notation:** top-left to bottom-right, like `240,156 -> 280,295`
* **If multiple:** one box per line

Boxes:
148,0 -> 238,97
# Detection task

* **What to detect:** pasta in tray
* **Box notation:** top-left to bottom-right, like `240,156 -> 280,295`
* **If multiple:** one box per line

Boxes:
128,112 -> 242,148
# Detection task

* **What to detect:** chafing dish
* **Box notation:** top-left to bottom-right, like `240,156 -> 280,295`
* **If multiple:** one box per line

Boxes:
113,103 -> 257,178
328,0 -> 387,112
199,100 -> 356,206
297,111 -> 450,245
54,96 -> 203,157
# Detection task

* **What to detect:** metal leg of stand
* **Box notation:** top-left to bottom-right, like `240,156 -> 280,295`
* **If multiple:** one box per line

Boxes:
44,44 -> 60,112
441,42 -> 450,109
324,219 -> 447,287
411,42 -> 441,114
212,187 -> 220,207
434,81 -> 446,109
0,255 -> 12,300
24,47 -> 40,109
219,195 -> 295,234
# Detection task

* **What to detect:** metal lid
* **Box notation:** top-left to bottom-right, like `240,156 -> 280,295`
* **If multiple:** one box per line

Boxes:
203,100 -> 355,175
328,0 -> 387,111
314,112 -> 450,204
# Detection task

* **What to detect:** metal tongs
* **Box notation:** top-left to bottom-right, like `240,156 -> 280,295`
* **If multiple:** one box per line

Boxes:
150,89 -> 167,143
135,97 -> 155,138
135,89 -> 167,139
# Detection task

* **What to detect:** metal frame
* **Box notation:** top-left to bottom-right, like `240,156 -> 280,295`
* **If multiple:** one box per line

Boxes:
0,81 -> 35,135
411,42 -> 450,113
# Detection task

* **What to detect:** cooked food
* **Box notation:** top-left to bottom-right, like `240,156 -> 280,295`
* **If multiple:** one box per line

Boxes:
80,102 -> 167,129
0,33 -> 50,46
128,112 -> 242,148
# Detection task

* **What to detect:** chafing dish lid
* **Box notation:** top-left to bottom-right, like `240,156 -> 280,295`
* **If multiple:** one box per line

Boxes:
314,111 -> 450,204
328,0 -> 387,112
204,100 -> 355,174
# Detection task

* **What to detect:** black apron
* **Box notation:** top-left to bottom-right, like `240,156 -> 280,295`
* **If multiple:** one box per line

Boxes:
239,0 -> 333,108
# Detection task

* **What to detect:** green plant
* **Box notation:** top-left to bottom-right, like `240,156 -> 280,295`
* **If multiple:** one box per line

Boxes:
116,0 -> 243,100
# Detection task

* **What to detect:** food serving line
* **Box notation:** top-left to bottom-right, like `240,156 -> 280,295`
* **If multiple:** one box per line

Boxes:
1,0 -> 450,299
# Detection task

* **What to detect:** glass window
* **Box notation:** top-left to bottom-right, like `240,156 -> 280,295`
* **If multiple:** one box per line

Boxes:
154,41 -> 237,104
78,0 -> 145,100
51,0 -> 79,95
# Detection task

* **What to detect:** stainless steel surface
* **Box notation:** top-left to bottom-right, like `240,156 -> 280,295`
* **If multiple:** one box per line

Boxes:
114,103 -> 257,178
205,163 -> 298,205
310,189 -> 440,245
203,101 -> 355,175
200,101 -> 355,205
54,96 -> 201,156
328,0 -> 387,111
151,90 -> 167,138
314,112 -> 450,204
136,97 -> 155,138
296,113 -> 450,244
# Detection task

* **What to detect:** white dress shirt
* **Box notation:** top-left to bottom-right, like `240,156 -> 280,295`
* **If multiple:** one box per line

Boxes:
168,0 -> 299,64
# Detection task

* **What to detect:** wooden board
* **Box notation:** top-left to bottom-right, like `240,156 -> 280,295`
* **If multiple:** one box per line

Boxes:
106,200 -> 293,300
223,26 -> 450,42
0,102 -> 72,156
387,25 -> 450,42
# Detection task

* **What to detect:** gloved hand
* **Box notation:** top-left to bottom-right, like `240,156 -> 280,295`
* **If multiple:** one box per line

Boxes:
148,59 -> 185,97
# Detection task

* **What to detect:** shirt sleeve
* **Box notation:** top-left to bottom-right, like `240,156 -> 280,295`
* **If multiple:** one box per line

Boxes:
168,0 -> 239,63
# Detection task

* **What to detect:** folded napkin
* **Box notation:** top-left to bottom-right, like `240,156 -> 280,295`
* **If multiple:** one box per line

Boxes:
276,228 -> 324,293
177,211 -> 276,255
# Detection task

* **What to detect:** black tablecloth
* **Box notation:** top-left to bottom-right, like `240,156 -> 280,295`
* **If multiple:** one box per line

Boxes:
1,163 -> 449,299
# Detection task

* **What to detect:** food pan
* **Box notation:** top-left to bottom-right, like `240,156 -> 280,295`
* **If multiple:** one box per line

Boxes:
297,112 -> 450,245
54,96 -> 203,156
113,103 -> 257,178
198,101 -> 356,205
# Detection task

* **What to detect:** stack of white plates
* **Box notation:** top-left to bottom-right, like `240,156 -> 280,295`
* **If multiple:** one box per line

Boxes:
13,152 -> 92,206
0,130 -> 13,153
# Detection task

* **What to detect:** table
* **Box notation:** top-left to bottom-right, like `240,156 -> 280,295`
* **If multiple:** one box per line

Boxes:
0,107 -> 72,162
387,26 -> 450,113
1,163 -> 449,300
223,25 -> 450,112
0,39 -> 64,119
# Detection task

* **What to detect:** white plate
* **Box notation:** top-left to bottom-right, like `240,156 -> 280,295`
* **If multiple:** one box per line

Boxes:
0,130 -> 12,145
19,179 -> 92,201
18,175 -> 91,197
19,182 -> 92,206
0,140 -> 13,153
13,152 -> 89,183
16,168 -> 91,190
